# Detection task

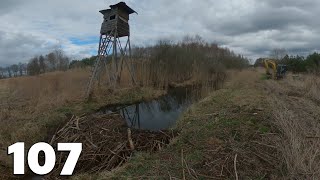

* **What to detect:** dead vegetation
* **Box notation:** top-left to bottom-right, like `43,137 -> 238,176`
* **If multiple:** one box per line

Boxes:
94,69 -> 283,179
0,68 -> 166,175
96,70 -> 320,179
272,99 -> 320,179
4,64 -> 318,179
263,73 -> 320,179
0,53 -> 229,179
0,69 -> 89,146
47,113 -> 177,179
0,37 -> 248,179
1,69 -> 89,119
300,75 -> 320,102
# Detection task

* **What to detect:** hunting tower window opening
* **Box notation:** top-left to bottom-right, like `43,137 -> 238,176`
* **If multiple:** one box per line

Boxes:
99,2 -> 137,37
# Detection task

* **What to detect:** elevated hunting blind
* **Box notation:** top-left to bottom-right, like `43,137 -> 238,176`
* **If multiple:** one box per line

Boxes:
99,2 -> 136,37
85,2 -> 137,98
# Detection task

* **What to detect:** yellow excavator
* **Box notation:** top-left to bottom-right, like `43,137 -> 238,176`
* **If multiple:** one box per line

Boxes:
263,59 -> 287,79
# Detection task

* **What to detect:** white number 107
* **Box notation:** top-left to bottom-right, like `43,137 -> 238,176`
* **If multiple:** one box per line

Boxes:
8,142 -> 82,175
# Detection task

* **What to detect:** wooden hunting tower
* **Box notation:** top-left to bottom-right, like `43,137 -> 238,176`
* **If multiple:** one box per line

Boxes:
99,2 -> 136,37
85,2 -> 137,98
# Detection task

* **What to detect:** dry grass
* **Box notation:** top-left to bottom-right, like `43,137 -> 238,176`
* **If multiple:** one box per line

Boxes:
0,68 -> 166,171
7,69 -> 89,111
98,59 -> 226,90
47,113 -> 177,178
263,73 -> 320,179
95,70 -> 283,179
225,68 -> 260,88
2,66 -> 319,179
102,70 -> 320,179
0,69 -> 90,148
0,59 -> 220,146
303,75 -> 320,102
272,99 -> 320,179
279,73 -> 320,102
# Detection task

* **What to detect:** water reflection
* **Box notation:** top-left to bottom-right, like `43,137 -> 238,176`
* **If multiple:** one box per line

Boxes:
117,87 -> 202,130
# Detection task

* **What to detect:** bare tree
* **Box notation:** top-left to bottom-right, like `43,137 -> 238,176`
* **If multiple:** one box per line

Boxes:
39,55 -> 46,73
54,49 -> 69,71
46,52 -> 57,71
45,49 -> 69,71
11,64 -> 19,77
271,48 -> 287,61
182,35 -> 204,46
6,67 -> 12,78
18,62 -> 23,76
0,67 -> 4,78
27,57 -> 41,75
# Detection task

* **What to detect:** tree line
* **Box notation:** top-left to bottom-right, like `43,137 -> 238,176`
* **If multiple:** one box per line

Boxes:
69,56 -> 97,69
0,49 -> 70,79
0,63 -> 27,78
69,35 -> 250,70
1,35 -> 250,80
67,35 -> 249,88
280,53 -> 320,73
131,35 -> 250,84
254,48 -> 320,74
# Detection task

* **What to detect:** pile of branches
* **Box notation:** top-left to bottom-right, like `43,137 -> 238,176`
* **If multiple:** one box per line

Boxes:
47,113 -> 178,177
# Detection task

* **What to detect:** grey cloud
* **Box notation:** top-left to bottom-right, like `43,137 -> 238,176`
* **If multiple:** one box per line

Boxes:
265,0 -> 318,9
207,4 -> 313,36
0,0 -> 26,15
0,0 -> 320,65
0,31 -> 57,66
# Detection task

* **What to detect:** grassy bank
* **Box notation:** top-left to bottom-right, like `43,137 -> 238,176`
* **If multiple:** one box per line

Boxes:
71,70 -> 283,179
4,68 -> 318,179
95,69 -> 319,180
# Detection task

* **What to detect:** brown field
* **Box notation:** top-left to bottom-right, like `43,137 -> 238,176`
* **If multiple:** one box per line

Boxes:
1,68 -> 320,179
0,69 -> 89,148
0,55 -> 224,169
0,68 -> 165,171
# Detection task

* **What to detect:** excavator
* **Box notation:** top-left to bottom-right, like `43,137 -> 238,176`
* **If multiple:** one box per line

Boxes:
263,59 -> 287,79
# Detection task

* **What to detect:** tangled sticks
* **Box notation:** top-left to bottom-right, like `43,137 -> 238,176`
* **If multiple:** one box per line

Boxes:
48,113 -> 178,177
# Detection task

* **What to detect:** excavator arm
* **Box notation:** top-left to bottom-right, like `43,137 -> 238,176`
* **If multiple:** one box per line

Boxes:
263,59 -> 277,79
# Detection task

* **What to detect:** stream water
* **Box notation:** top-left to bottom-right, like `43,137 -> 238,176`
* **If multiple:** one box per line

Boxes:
23,87 -> 208,180
101,87 -> 205,130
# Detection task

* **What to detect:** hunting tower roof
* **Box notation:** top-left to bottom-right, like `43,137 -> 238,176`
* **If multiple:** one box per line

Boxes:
110,2 -> 137,14
99,9 -> 111,15
99,2 -> 137,15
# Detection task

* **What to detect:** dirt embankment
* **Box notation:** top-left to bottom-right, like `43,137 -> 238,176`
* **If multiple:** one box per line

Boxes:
83,69 -> 319,179
68,70 -> 277,179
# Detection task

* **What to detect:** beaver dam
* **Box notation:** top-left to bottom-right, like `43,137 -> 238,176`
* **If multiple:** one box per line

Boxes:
46,87 -> 208,177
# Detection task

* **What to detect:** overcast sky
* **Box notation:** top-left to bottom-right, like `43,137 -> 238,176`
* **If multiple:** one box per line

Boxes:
0,0 -> 319,66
